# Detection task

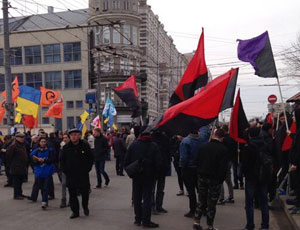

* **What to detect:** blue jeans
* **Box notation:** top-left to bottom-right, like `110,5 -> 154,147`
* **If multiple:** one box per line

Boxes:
31,177 -> 50,203
245,180 -> 269,230
95,161 -> 109,186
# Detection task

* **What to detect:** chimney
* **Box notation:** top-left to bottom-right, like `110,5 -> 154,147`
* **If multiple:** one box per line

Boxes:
48,6 -> 54,14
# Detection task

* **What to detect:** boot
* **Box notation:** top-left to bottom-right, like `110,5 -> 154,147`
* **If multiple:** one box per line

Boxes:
60,199 -> 67,208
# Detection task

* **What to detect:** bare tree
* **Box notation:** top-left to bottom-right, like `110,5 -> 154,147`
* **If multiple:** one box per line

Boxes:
283,35 -> 300,78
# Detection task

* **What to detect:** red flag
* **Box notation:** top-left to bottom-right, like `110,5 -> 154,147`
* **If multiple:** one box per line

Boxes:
0,100 -> 6,123
169,28 -> 208,107
1,77 -> 19,102
22,115 -> 38,130
282,122 -> 297,151
40,87 -> 60,107
229,89 -> 249,144
113,75 -> 141,118
44,97 -> 64,119
151,68 -> 238,136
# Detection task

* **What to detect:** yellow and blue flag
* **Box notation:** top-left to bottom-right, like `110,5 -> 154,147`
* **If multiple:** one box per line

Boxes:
76,109 -> 92,137
15,86 -> 41,118
102,98 -> 117,130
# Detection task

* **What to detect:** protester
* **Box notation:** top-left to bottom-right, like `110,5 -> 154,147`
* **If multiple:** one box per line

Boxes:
2,135 -> 14,187
126,128 -> 136,148
193,129 -> 228,230
113,132 -> 127,176
180,129 -> 201,218
124,126 -> 162,228
93,128 -> 110,188
28,137 -> 55,209
6,132 -> 28,200
60,128 -> 94,219
242,127 -> 270,230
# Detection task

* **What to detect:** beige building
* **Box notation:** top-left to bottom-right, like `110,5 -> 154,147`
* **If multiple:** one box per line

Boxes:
0,9 -> 90,132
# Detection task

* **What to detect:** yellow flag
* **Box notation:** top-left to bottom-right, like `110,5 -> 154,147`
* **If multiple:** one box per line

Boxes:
80,111 -> 89,124
82,123 -> 87,137
15,112 -> 22,123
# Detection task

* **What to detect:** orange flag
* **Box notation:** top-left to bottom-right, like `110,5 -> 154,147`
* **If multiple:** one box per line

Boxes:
0,100 -> 6,123
44,97 -> 64,119
40,87 -> 60,107
1,77 -> 19,102
22,115 -> 38,130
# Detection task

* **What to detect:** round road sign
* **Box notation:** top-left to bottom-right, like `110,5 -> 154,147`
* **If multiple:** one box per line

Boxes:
268,94 -> 277,104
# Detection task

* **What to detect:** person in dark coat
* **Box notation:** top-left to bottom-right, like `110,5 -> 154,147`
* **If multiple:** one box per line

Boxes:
193,129 -> 228,230
60,128 -> 94,219
151,130 -> 171,213
242,127 -> 270,230
93,128 -> 110,188
6,133 -> 28,200
124,126 -> 162,228
2,135 -> 14,187
113,132 -> 127,176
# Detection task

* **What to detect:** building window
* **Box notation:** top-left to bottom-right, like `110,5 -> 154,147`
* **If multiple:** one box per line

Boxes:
26,72 -> 42,89
66,101 -> 74,109
132,26 -> 138,46
67,116 -> 75,129
124,1 -> 129,10
44,44 -> 61,63
113,25 -> 121,44
42,117 -> 50,124
105,87 -> 112,101
11,73 -> 24,85
112,0 -> 119,9
25,46 -> 41,64
0,75 -> 4,91
64,70 -> 82,89
123,25 -> 130,44
95,27 -> 101,46
10,47 -> 22,65
76,116 -> 81,125
76,100 -> 83,108
103,26 -> 110,44
0,49 -> 3,66
55,118 -> 62,131
101,59 -> 114,72
63,42 -> 81,62
103,0 -> 109,10
45,71 -> 62,89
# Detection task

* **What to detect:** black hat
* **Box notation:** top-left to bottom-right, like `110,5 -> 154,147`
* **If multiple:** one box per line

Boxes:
68,128 -> 82,135
15,132 -> 25,138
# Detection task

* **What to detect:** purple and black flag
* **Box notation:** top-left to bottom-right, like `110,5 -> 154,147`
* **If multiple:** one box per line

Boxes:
237,31 -> 277,78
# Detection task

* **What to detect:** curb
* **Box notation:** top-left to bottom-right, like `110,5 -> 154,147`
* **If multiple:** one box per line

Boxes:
278,195 -> 300,230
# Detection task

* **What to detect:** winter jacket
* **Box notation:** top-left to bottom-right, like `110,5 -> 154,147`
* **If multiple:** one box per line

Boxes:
60,140 -> 94,188
196,139 -> 229,183
30,148 -> 55,178
6,140 -> 28,176
179,134 -> 201,168
126,134 -> 136,148
124,135 -> 162,180
113,136 -> 126,157
94,135 -> 109,161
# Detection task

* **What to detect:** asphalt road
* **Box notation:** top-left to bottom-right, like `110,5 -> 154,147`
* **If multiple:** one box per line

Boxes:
0,160 -> 294,230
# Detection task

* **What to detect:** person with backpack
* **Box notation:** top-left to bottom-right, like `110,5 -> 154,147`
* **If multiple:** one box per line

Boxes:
28,137 -> 55,209
241,127 -> 271,230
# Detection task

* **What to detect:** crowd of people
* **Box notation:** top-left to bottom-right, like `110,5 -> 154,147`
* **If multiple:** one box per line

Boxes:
0,104 -> 299,230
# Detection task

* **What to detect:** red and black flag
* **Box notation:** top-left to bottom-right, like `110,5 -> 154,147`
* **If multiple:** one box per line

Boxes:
150,68 -> 238,136
237,31 -> 277,78
281,122 -> 297,151
229,89 -> 249,144
113,75 -> 141,118
169,28 -> 208,107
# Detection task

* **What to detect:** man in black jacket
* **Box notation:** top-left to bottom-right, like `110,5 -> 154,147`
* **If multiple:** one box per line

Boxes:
60,128 -> 94,219
125,126 -> 162,228
113,132 -> 127,176
6,132 -> 28,200
93,128 -> 110,188
193,129 -> 228,230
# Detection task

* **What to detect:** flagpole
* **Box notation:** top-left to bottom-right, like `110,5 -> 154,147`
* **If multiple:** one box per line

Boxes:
276,76 -> 289,131
140,115 -> 144,126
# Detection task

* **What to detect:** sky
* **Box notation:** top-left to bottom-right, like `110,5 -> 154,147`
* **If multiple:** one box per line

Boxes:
3,0 -> 300,119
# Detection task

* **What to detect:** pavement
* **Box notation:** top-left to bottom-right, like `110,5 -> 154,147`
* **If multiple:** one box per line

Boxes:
278,194 -> 300,230
0,161 -> 295,230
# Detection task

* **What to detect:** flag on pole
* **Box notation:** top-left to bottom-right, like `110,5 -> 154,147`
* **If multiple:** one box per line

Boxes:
76,109 -> 92,136
1,76 -> 19,102
22,115 -> 38,130
169,28 -> 208,107
15,85 -> 41,118
113,75 -> 141,118
91,115 -> 101,128
0,100 -> 6,123
282,122 -> 297,151
103,98 -> 117,130
40,87 -> 60,107
229,89 -> 249,144
148,68 -> 238,136
44,97 -> 64,119
237,31 -> 278,78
